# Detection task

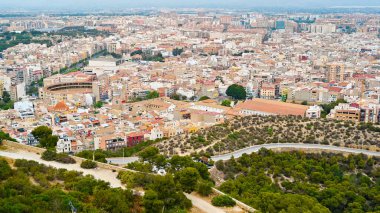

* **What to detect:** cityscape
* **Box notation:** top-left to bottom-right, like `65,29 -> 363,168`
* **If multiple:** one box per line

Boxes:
0,1 -> 379,213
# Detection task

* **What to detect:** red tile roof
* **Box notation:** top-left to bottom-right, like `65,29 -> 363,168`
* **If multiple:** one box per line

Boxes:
53,101 -> 69,112
235,98 -> 308,116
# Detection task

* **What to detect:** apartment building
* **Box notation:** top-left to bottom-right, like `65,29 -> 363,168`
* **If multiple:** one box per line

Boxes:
328,103 -> 361,122
327,63 -> 345,82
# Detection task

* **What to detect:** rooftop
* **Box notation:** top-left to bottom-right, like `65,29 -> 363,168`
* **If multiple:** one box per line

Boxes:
235,98 -> 309,116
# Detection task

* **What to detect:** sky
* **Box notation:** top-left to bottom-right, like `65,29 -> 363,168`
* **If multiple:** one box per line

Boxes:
1,0 -> 380,10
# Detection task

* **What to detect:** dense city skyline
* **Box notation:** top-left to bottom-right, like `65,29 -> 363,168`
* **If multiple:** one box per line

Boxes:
1,0 -> 380,10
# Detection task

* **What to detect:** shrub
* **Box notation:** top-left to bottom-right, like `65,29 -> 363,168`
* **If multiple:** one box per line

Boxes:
211,195 -> 236,207
81,160 -> 97,169
215,160 -> 224,171
196,180 -> 213,196
55,153 -> 76,164
41,150 -> 57,161
0,158 -> 12,180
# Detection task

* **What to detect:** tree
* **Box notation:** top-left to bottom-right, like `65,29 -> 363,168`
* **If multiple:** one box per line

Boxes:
138,147 -> 159,162
147,91 -> 159,99
226,84 -> 246,100
0,158 -> 142,213
215,160 -> 225,171
221,99 -> 232,107
256,192 -> 330,213
196,180 -> 213,196
2,91 -> 11,103
153,154 -> 167,169
143,190 -> 164,213
211,195 -> 236,207
320,99 -> 347,118
80,160 -> 97,169
175,167 -> 200,193
150,174 -> 192,211
92,188 -> 133,212
0,158 -> 12,180
32,126 -> 58,149
126,162 -> 152,173
199,96 -> 210,101
301,101 -> 308,105
117,171 -> 137,188
94,101 -> 103,108
31,126 -> 53,141
39,135 -> 58,148
0,131 -> 16,145
41,150 -> 57,161
76,150 -> 107,163
55,153 -> 76,164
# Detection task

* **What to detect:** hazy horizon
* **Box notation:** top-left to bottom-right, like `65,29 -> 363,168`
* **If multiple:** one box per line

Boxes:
1,0 -> 380,10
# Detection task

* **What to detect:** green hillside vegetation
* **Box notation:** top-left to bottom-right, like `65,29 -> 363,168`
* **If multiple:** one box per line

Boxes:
157,115 -> 380,156
0,158 -> 141,212
0,131 -> 16,145
118,147 -> 214,212
118,171 -> 192,213
215,149 -> 380,213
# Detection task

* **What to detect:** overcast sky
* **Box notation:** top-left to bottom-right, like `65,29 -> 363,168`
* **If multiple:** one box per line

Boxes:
1,0 -> 379,9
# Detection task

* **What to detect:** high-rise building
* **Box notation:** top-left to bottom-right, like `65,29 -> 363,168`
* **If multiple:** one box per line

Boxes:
327,63 -> 345,82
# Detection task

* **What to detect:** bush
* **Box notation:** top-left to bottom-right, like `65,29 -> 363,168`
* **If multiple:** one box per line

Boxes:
215,160 -> 224,171
0,158 -> 12,180
196,180 -> 213,196
81,160 -> 97,169
41,150 -> 57,161
55,153 -> 76,164
211,195 -> 236,207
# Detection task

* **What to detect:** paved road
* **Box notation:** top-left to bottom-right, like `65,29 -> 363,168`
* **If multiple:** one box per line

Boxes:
0,149 -> 224,213
211,143 -> 380,161
185,193 -> 225,213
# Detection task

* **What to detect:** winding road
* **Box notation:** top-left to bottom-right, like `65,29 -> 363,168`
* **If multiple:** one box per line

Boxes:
211,143 -> 380,161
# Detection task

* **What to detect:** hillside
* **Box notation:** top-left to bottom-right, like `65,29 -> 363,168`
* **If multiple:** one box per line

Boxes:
156,115 -> 380,156
0,158 -> 141,212
214,149 -> 380,213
